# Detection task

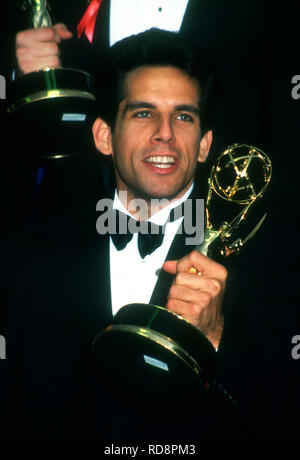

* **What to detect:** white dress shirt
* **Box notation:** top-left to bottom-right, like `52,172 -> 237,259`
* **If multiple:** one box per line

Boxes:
110,184 -> 193,315
109,0 -> 189,46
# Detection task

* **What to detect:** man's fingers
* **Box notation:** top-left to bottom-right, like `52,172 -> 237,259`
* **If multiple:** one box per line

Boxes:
16,41 -> 61,73
16,27 -> 59,46
166,297 -> 210,329
164,252 -> 226,348
24,56 -> 61,73
172,272 -> 223,295
17,41 -> 60,58
166,298 -> 192,317
163,251 -> 227,281
176,250 -> 213,274
168,284 -> 213,306
15,23 -> 72,74
177,251 -> 227,280
16,23 -> 72,48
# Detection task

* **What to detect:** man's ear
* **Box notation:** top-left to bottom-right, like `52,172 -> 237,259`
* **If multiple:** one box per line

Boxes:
92,117 -> 113,156
198,130 -> 213,163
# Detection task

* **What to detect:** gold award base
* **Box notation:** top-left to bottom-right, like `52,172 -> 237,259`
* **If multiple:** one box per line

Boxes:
93,303 -> 216,416
6,68 -> 96,159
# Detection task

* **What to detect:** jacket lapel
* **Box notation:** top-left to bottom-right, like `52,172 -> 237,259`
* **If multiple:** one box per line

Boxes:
150,180 -> 206,308
65,194 -> 113,333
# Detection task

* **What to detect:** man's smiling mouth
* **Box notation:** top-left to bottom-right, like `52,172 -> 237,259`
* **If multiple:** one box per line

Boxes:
145,155 -> 176,169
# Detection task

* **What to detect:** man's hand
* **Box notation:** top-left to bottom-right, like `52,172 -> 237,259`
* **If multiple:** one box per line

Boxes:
163,251 -> 227,350
16,23 -> 73,75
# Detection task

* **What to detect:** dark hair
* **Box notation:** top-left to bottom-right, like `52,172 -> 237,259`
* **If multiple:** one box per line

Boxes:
94,28 -> 220,135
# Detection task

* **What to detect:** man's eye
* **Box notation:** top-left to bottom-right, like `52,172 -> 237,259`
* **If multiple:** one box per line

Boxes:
176,113 -> 193,122
134,111 -> 152,118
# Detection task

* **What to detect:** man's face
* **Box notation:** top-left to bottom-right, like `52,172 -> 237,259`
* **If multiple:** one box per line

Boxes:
95,65 -> 212,203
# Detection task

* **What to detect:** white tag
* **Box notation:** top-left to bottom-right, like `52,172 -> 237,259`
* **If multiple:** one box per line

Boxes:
143,354 -> 169,371
62,113 -> 86,122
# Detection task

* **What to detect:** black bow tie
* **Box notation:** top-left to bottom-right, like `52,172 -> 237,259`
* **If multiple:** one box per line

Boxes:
110,207 -> 182,259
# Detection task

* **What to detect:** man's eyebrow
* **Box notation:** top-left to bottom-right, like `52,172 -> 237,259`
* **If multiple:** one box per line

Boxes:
122,102 -> 200,116
174,104 -> 200,116
122,101 -> 156,115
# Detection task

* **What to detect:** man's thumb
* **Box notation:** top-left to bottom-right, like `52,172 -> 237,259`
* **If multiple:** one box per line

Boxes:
162,260 -> 178,275
53,23 -> 73,40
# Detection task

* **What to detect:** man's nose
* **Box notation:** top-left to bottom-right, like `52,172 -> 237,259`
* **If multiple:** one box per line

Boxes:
151,116 -> 175,143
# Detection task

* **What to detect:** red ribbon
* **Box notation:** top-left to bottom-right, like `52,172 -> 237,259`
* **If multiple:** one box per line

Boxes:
77,0 -> 103,44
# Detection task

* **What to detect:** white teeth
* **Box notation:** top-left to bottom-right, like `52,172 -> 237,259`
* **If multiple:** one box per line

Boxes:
146,156 -> 176,165
151,164 -> 172,169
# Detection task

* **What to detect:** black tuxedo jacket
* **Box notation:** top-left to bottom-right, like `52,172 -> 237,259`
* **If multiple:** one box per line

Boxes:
0,180 -> 269,440
1,176 -> 291,440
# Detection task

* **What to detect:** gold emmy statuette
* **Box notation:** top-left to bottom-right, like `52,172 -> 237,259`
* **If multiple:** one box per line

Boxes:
193,143 -> 272,259
92,144 -> 272,415
6,1 -> 96,159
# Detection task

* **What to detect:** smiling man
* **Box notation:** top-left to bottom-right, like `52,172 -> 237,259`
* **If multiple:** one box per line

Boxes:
92,29 -> 225,348
95,65 -> 211,203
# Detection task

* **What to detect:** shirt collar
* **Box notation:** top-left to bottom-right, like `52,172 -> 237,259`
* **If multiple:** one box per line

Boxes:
112,183 -> 194,225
